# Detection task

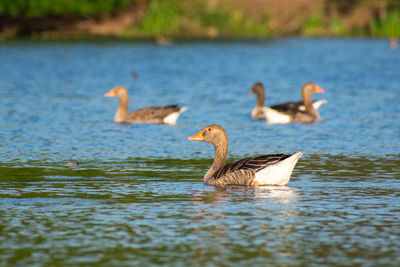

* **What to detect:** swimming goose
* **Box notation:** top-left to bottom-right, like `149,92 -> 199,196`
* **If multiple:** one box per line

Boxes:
105,85 -> 187,124
188,124 -> 303,186
263,82 -> 326,124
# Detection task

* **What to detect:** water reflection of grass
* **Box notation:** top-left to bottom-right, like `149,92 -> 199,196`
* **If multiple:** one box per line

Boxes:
2,154 -> 398,184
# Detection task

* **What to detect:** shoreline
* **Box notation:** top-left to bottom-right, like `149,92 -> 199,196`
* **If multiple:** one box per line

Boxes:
1,0 -> 399,40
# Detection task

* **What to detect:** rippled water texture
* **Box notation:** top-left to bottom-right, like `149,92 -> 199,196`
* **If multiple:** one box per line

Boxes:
0,38 -> 399,266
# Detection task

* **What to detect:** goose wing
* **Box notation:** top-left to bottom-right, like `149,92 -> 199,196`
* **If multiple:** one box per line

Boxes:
270,101 -> 303,113
207,169 -> 256,186
127,105 -> 182,123
207,154 -> 292,186
271,100 -> 326,113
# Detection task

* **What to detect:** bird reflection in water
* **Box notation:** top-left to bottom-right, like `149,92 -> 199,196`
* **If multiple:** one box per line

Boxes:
390,37 -> 398,50
252,185 -> 299,204
188,186 -> 300,262
191,185 -> 299,205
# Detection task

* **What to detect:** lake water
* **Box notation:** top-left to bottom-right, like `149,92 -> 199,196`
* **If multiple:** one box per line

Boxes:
0,38 -> 399,266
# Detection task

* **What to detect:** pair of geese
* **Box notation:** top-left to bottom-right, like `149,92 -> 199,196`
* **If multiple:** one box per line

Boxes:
105,82 -> 326,187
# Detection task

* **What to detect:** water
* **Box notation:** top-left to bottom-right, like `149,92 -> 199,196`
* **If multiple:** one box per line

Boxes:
0,38 -> 399,266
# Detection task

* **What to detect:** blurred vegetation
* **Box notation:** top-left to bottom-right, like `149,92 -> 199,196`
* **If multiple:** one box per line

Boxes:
329,18 -> 348,36
370,10 -> 400,37
301,14 -> 324,36
301,15 -> 348,36
0,0 -> 399,38
122,0 -> 269,38
0,0 -> 136,17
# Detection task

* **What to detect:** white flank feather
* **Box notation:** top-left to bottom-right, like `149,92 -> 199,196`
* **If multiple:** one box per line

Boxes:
263,107 -> 291,124
163,106 -> 187,124
253,152 -> 303,185
298,99 -> 327,111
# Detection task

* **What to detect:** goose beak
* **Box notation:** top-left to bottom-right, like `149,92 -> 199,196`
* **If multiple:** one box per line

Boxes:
188,130 -> 204,141
315,85 -> 324,93
248,89 -> 254,95
104,89 -> 116,97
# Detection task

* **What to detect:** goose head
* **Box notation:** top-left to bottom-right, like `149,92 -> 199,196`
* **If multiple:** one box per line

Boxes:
249,82 -> 266,107
249,82 -> 265,96
302,82 -> 324,97
104,85 -> 129,99
188,124 -> 228,147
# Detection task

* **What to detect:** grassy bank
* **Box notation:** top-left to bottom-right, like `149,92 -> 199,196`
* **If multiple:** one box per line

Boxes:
0,0 -> 399,39
371,10 -> 400,37
121,0 -> 270,38
0,0 -> 135,17
125,0 -> 400,38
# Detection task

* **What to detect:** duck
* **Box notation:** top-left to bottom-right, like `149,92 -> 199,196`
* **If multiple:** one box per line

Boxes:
188,124 -> 303,186
249,82 -> 326,123
104,85 -> 187,124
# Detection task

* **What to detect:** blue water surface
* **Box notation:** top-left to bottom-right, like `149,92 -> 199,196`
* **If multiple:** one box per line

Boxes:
0,38 -> 399,266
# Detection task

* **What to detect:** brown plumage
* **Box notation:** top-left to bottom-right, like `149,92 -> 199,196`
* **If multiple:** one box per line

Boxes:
207,154 -> 293,186
270,100 -> 305,113
104,85 -> 187,124
249,82 -> 266,119
188,124 -> 302,186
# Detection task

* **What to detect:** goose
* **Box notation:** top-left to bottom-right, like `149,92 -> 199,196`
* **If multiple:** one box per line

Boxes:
249,82 -> 326,123
188,124 -> 302,186
104,85 -> 187,124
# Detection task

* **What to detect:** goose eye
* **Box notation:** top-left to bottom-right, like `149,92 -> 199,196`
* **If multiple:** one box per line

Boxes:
207,128 -> 212,131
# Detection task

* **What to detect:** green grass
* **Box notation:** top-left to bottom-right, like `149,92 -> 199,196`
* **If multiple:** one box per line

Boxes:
2,0 -> 399,38
0,0 -> 136,17
139,0 -> 180,36
301,14 -> 324,36
370,10 -> 400,37
220,10 -> 269,37
123,0 -> 269,38
301,15 -> 348,36
329,18 -> 347,36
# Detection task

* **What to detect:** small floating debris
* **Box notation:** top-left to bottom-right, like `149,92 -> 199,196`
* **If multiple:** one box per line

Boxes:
156,36 -> 172,46
131,70 -> 138,79
66,162 -> 79,166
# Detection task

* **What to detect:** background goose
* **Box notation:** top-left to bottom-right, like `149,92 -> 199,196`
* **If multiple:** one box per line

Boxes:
249,82 -> 326,123
263,82 -> 326,124
105,85 -> 187,124
188,124 -> 302,186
